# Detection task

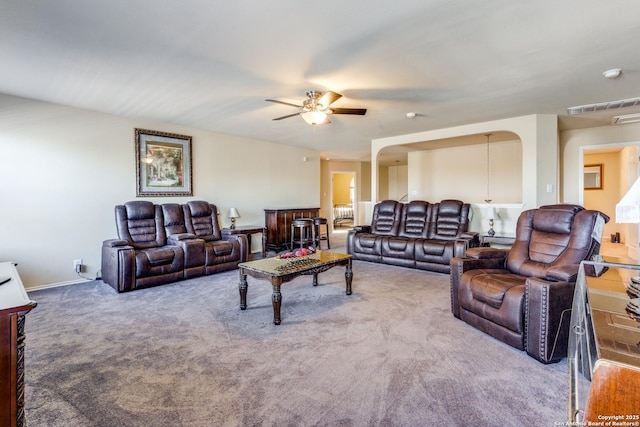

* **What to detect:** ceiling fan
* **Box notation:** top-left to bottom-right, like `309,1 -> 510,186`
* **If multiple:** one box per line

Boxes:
266,90 -> 367,125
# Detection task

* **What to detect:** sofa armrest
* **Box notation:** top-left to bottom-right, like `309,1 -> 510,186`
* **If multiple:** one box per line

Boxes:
453,232 -> 481,257
167,235 -> 206,269
353,225 -> 371,233
459,231 -> 480,248
525,277 -> 575,363
465,247 -> 509,260
167,233 -> 197,241
222,233 -> 249,262
103,239 -> 130,248
546,264 -> 580,282
101,241 -> 135,292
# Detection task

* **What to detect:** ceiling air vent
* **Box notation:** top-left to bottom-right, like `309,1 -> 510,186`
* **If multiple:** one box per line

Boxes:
611,113 -> 640,125
567,97 -> 640,115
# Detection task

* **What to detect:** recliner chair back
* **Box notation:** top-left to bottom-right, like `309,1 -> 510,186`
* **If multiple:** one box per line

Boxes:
115,201 -> 166,249
162,203 -> 189,236
427,199 -> 470,240
183,201 -> 222,241
506,204 -> 604,279
370,200 -> 402,236
398,201 -> 430,238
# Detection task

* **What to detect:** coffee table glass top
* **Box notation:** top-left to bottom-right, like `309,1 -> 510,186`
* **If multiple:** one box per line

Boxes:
239,251 -> 352,277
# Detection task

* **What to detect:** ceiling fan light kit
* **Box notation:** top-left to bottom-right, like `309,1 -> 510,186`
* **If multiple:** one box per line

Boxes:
301,111 -> 328,126
266,90 -> 366,126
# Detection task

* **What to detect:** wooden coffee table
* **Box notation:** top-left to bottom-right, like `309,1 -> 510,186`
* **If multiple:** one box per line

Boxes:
238,251 -> 353,325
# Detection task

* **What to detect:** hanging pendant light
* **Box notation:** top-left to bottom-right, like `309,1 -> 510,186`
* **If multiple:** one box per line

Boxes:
484,133 -> 492,204
484,133 -> 495,236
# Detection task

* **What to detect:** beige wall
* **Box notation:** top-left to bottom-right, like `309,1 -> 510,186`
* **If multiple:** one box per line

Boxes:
332,173 -> 353,205
407,139 -> 522,203
372,115 -> 559,210
0,94 -> 320,289
386,165 -> 408,201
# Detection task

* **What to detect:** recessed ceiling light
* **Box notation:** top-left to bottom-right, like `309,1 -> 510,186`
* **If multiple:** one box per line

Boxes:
603,68 -> 622,79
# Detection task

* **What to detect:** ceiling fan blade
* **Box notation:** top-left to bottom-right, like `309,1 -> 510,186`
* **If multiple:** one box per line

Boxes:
330,108 -> 367,116
272,112 -> 301,121
265,98 -> 303,108
318,91 -> 342,108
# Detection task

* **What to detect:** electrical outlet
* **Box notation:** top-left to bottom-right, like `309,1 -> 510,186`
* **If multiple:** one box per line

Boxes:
74,259 -> 83,273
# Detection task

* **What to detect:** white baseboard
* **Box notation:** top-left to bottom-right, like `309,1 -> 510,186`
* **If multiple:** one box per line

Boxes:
26,277 -> 93,293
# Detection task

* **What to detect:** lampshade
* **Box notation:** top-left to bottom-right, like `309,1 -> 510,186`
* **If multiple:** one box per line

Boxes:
616,176 -> 640,223
301,111 -> 327,126
487,206 -> 496,220
228,208 -> 240,219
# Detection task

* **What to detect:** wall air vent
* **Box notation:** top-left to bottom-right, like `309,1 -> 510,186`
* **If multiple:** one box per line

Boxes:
567,97 -> 640,115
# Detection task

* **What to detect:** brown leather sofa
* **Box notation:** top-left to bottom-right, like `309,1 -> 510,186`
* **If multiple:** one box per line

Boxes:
347,199 -> 479,273
450,204 -> 608,363
102,200 -> 248,293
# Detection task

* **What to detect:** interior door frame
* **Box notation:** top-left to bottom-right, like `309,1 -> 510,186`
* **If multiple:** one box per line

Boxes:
579,141 -> 640,258
331,170 -> 357,232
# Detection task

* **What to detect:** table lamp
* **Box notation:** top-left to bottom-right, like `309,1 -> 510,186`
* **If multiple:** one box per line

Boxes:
228,208 -> 240,229
487,206 -> 496,237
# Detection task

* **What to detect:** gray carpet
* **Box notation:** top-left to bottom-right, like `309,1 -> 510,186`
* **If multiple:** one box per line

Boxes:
24,256 -> 569,426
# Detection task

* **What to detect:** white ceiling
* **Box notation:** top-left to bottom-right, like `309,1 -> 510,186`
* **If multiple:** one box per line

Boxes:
2,0 -> 640,165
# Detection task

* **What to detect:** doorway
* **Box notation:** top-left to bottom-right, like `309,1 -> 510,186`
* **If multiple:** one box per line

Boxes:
331,172 -> 356,232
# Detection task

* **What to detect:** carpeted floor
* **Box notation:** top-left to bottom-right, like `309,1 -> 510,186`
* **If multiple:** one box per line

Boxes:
24,247 -> 570,426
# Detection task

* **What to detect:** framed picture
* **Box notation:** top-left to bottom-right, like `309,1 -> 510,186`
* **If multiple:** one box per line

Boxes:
584,164 -> 603,190
135,128 -> 193,196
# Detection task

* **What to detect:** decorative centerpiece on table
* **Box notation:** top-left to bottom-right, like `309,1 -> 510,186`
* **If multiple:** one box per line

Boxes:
276,247 -> 316,259
275,247 -> 319,272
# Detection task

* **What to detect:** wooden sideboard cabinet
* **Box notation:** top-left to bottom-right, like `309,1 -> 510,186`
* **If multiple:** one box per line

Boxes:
568,259 -> 640,423
0,262 -> 36,427
264,207 -> 319,254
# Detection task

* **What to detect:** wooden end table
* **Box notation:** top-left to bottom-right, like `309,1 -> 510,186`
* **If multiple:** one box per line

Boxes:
238,251 -> 353,325
222,226 -> 266,258
479,234 -> 516,247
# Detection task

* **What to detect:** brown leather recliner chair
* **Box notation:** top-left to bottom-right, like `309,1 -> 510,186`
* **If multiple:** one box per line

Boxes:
450,204 -> 609,363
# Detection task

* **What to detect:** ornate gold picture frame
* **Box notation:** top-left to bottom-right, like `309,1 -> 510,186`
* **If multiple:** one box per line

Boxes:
135,128 -> 193,196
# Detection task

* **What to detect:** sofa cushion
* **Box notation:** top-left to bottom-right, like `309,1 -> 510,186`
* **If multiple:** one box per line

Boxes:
467,270 -> 526,309
355,234 -> 378,249
145,247 -> 179,266
458,269 -> 527,333
211,240 -> 233,256
135,246 -> 184,278
381,236 -> 414,258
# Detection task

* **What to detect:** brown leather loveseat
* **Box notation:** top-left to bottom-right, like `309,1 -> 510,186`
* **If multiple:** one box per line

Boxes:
450,204 -> 608,363
102,200 -> 248,293
347,199 -> 479,273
